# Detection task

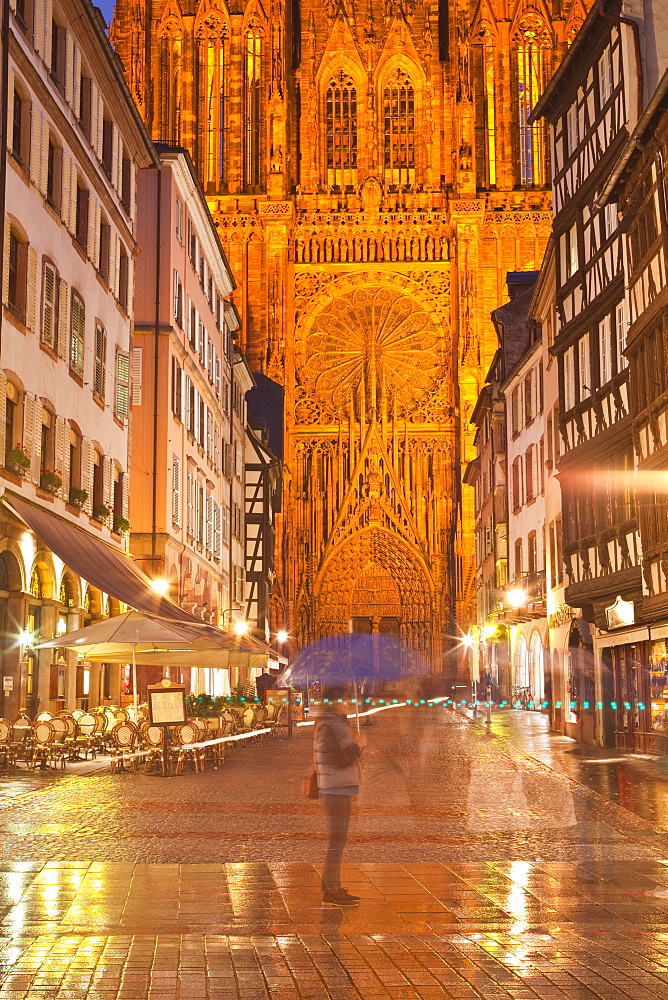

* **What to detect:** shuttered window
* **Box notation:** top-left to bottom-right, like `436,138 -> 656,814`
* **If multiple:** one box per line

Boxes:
42,262 -> 57,349
70,292 -> 84,375
94,323 -> 107,400
115,352 -> 130,417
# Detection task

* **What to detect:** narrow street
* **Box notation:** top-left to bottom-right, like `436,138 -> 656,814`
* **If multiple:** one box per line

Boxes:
1,705 -> 668,998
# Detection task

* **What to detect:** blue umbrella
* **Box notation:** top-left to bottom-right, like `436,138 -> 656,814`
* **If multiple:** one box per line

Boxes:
283,634 -> 428,729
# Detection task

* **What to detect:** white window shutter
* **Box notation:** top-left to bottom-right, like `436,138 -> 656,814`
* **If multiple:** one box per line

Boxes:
67,156 -> 77,234
26,246 -> 38,332
58,278 -> 69,359
90,83 -> 101,158
72,43 -> 81,118
33,0 -> 46,61
2,220 -> 9,305
110,229 -> 120,297
104,458 -> 112,508
130,346 -> 142,406
0,371 -> 6,464
172,457 -> 181,525
42,262 -> 56,346
30,106 -> 44,187
115,352 -> 130,417
122,471 -> 129,523
186,472 -> 193,536
40,113 -> 50,194
7,70 -> 14,161
65,31 -> 74,105
80,438 -> 93,512
88,197 -> 100,263
206,493 -> 213,551
111,125 -> 120,192
31,398 -> 42,484
55,417 -> 65,493
127,256 -> 135,315
58,417 -> 69,496
42,0 -> 53,64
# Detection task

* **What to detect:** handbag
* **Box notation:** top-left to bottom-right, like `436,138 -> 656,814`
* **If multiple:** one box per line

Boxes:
302,763 -> 319,799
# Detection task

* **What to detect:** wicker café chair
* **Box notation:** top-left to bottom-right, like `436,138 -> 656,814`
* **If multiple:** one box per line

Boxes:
172,722 -> 205,774
0,718 -> 17,770
76,713 -> 99,759
110,721 -> 140,774
142,724 -> 165,773
28,720 -> 64,770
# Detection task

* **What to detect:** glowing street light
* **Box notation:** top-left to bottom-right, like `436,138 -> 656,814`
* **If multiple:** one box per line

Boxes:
150,578 -> 169,595
233,620 -> 249,636
507,588 -> 527,609
276,630 -> 289,644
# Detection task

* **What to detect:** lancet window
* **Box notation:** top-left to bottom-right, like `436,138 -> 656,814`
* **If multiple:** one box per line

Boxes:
196,18 -> 227,191
159,27 -> 182,144
244,28 -> 262,189
382,70 -> 415,187
325,72 -> 357,189
472,33 -> 496,188
513,19 -> 549,187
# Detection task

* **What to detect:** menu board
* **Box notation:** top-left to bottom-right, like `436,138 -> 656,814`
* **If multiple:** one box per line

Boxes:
148,683 -> 186,725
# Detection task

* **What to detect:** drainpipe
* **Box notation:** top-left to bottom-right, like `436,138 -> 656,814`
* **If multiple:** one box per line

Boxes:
151,166 -> 162,570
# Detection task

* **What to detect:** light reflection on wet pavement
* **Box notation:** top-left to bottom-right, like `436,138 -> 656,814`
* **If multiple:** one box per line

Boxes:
1,707 -> 668,997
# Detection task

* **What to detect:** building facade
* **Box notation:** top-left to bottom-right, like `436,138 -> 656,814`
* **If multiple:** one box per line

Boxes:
0,0 -> 156,716
533,0 -> 667,746
110,0 -> 589,671
605,71 -> 668,753
131,145 -> 256,694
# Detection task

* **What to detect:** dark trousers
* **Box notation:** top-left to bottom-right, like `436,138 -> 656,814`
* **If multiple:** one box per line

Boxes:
320,793 -> 353,892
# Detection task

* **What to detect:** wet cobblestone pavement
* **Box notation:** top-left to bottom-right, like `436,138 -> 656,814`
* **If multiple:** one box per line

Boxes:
1,707 -> 668,997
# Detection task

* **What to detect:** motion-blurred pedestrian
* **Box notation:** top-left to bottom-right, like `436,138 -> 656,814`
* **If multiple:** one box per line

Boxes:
313,685 -> 366,906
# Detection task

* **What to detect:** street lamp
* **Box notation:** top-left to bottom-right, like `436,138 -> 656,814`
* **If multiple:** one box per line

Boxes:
233,620 -> 249,636
150,578 -> 169,595
507,588 -> 527,609
276,629 -> 288,644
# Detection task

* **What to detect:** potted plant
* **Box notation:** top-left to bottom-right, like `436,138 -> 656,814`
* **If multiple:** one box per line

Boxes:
68,487 -> 88,509
92,502 -> 111,522
5,444 -> 31,477
112,514 -> 131,534
39,470 -> 62,493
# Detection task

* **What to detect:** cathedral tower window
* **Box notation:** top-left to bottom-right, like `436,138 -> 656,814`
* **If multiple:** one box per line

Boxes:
472,33 -> 496,188
325,72 -> 357,190
513,19 -> 549,187
159,28 -> 182,144
382,70 -> 415,188
196,19 -> 226,191
244,29 -> 262,190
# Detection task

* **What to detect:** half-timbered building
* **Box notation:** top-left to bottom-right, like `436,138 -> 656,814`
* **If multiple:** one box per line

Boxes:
532,0 -> 667,747
533,0 -> 638,747
603,70 -> 668,752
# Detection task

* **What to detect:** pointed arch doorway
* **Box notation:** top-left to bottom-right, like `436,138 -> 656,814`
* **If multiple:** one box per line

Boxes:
349,560 -> 401,638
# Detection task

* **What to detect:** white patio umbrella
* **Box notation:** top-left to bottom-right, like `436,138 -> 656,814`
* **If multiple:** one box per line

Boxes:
36,610 -> 233,715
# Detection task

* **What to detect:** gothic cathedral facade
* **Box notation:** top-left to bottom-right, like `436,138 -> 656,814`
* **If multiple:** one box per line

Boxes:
111,0 -> 588,670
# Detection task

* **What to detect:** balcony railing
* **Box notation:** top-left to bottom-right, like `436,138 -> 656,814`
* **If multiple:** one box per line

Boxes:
488,572 -> 547,623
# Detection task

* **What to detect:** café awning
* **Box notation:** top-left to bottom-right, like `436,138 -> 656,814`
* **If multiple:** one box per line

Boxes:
2,492 -> 203,624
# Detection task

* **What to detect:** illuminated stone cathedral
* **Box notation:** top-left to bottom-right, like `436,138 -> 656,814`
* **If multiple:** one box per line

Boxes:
111,0 -> 588,671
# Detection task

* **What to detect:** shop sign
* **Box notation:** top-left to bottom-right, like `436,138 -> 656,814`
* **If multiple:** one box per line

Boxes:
548,604 -> 575,629
2,676 -> 13,692
605,595 -> 635,630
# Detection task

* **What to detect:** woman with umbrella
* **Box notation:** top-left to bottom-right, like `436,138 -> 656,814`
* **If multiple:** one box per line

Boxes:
313,684 -> 366,906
